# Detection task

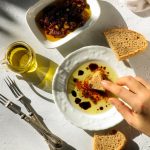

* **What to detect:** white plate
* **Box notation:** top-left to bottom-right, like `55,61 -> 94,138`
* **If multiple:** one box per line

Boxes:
52,45 -> 135,130
26,0 -> 101,48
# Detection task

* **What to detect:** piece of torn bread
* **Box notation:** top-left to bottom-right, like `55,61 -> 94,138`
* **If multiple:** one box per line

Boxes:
93,130 -> 127,150
104,28 -> 148,60
89,70 -> 105,91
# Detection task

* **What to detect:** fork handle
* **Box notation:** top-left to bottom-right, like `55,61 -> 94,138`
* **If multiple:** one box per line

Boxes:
19,97 -> 33,114
5,101 -> 63,149
19,97 -> 48,129
18,96 -> 63,149
23,116 -> 63,149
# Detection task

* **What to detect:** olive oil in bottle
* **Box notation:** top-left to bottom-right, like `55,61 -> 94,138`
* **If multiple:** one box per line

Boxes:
6,41 -> 37,73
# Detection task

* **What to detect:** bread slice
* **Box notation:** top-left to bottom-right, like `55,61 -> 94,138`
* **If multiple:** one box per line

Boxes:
93,130 -> 127,150
89,70 -> 105,91
104,28 -> 148,60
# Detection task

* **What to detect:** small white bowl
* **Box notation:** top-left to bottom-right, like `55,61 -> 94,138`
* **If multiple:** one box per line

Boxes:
52,45 -> 135,130
26,0 -> 101,48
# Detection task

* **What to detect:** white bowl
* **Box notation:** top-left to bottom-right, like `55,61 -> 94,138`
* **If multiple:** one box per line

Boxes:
26,0 -> 101,48
52,45 -> 135,130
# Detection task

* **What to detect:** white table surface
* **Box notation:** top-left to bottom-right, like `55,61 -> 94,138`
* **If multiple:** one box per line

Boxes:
1,0 -> 150,150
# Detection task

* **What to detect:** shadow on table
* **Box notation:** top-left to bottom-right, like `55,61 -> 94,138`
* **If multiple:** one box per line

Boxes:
57,0 -> 127,57
16,54 -> 58,103
0,5 -> 16,22
0,0 -> 38,25
2,0 -> 38,10
0,3 -> 18,38
61,142 -> 77,150
85,120 -> 140,150
0,26 -> 15,38
133,9 -> 150,18
0,0 -> 38,39
129,41 -> 150,81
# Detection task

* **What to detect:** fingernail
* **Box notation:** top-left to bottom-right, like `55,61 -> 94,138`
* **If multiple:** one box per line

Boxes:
101,80 -> 110,86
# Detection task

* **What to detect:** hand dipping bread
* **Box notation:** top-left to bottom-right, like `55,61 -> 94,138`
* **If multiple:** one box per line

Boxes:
89,70 -> 106,92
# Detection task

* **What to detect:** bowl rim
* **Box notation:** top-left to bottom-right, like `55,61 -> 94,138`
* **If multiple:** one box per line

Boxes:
52,45 -> 135,130
26,0 -> 101,48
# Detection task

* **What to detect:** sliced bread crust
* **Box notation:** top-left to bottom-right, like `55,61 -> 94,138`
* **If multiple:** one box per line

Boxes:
104,28 -> 148,60
93,130 -> 127,150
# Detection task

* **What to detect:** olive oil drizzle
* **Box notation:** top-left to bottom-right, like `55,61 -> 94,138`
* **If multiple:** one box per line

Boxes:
67,60 -> 118,115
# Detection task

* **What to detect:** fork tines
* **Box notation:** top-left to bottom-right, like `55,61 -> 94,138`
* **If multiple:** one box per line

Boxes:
0,94 -> 8,105
0,94 -> 11,107
4,76 -> 23,98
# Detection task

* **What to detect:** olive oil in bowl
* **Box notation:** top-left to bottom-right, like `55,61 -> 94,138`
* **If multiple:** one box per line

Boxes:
67,60 -> 118,115
5,41 -> 37,73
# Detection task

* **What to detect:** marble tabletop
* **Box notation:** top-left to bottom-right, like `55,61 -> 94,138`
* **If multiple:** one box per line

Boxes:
0,0 -> 150,150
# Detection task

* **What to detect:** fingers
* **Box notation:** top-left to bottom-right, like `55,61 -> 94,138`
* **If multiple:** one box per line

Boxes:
134,76 -> 150,89
116,76 -> 146,93
109,98 -> 133,125
101,80 -> 136,108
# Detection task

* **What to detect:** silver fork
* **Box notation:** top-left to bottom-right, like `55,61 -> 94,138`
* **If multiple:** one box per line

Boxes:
0,93 -> 26,117
4,77 -> 63,149
5,76 -> 48,128
0,93 -> 63,149
4,76 -> 33,114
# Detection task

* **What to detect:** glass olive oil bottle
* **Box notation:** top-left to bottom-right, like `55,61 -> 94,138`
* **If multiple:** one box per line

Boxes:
6,41 -> 37,73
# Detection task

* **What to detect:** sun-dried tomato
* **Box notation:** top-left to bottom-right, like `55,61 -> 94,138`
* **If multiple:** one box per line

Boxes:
38,0 -> 90,38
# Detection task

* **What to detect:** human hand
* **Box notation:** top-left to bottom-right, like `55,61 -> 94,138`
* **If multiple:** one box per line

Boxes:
101,76 -> 150,136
